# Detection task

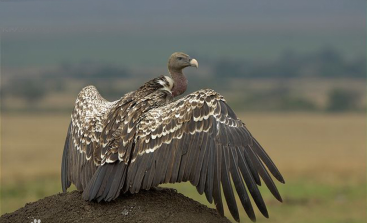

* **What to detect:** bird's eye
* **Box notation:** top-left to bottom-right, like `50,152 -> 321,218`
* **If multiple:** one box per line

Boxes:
177,57 -> 183,60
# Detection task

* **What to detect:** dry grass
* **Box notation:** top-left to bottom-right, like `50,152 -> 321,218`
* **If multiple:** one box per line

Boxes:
1,112 -> 367,222
239,112 -> 367,182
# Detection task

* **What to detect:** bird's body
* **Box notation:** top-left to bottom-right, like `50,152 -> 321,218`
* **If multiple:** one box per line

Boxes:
61,52 -> 284,222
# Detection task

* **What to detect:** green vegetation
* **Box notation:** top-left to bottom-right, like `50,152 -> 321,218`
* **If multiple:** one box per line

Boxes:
1,47 -> 366,113
213,47 -> 366,79
240,87 -> 318,112
327,88 -> 361,112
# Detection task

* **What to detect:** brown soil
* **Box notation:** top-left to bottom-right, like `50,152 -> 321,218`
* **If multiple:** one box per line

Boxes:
1,188 -> 230,223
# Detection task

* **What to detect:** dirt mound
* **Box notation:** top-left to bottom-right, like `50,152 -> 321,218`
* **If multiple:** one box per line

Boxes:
1,188 -> 230,223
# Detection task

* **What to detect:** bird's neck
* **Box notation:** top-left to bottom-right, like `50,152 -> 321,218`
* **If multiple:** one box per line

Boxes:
169,69 -> 187,97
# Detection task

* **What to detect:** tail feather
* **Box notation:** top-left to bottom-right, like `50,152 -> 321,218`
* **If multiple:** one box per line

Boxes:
82,162 -> 127,202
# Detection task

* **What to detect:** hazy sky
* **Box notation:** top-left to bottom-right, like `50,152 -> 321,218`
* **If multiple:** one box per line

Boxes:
1,0 -> 365,33
0,0 -> 366,67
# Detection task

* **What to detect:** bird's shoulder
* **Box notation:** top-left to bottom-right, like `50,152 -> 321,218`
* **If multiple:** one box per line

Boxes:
135,75 -> 174,98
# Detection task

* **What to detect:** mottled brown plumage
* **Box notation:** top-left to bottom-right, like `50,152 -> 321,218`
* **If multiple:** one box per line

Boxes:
61,52 -> 284,222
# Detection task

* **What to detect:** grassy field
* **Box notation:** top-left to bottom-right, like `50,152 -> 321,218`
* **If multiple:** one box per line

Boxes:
1,113 -> 366,222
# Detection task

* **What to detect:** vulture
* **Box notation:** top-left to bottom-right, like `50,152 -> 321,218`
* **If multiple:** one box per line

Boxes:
61,52 -> 285,222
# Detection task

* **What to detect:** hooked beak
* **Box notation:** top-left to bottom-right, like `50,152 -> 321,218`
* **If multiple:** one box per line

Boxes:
189,58 -> 198,68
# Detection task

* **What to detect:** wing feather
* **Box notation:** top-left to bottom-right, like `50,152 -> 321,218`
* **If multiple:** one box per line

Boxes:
252,138 -> 285,183
127,89 -> 284,221
247,145 -> 283,202
229,147 -> 256,222
237,147 -> 268,218
185,133 -> 201,180
158,144 -> 172,184
131,151 -> 151,193
177,140 -> 191,182
213,143 -> 224,216
204,140 -> 215,203
169,134 -> 187,183
144,152 -> 159,190
152,144 -> 169,186
221,146 -> 239,222
243,144 -> 262,185
164,140 -> 179,183
196,137 -> 210,194
191,133 -> 209,186
61,122 -> 72,192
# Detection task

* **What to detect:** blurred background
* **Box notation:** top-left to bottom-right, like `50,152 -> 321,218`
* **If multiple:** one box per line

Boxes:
1,0 -> 366,222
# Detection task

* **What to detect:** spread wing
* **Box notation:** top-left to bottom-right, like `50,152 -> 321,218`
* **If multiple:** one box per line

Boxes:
61,85 -> 135,192
126,89 -> 285,222
62,84 -> 284,222
61,81 -> 174,202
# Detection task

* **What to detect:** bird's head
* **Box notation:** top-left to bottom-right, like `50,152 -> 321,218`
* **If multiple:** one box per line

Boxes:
168,52 -> 198,72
